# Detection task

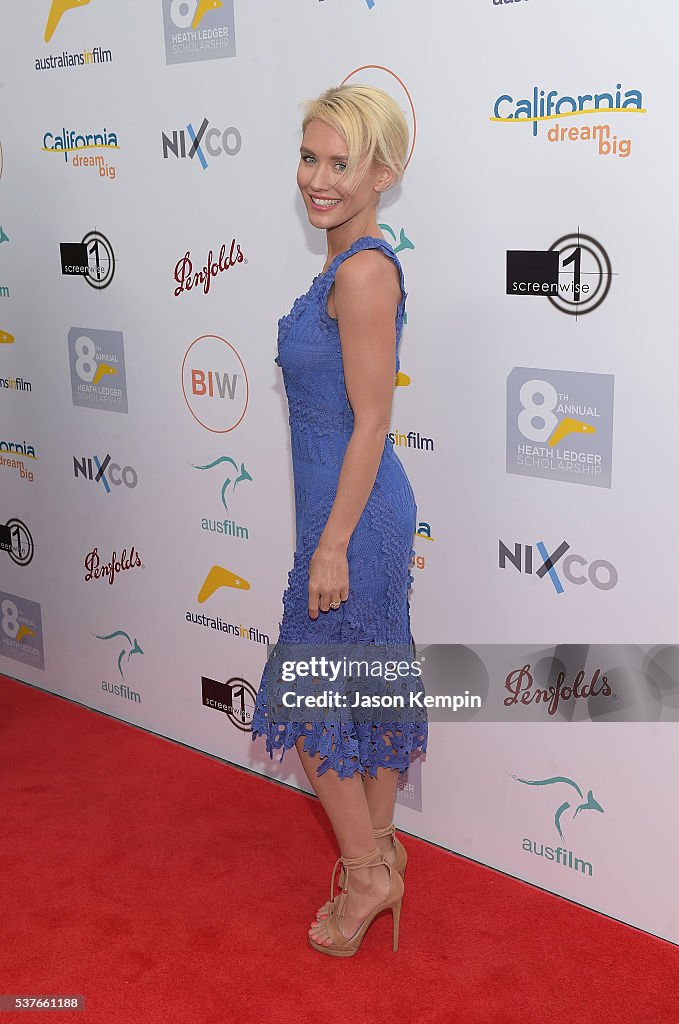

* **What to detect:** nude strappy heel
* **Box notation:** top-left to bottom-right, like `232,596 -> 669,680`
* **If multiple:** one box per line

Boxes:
316,823 -> 407,920
308,846 -> 404,957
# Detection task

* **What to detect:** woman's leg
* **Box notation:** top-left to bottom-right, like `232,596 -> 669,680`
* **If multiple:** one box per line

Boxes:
295,736 -> 390,945
362,765 -> 400,861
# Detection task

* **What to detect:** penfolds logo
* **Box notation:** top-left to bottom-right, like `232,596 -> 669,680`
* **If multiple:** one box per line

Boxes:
84,545 -> 143,586
174,238 -> 245,298
504,663 -> 615,717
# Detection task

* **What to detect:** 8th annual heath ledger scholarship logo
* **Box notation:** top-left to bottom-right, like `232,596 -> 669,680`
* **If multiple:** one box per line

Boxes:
162,0 -> 236,65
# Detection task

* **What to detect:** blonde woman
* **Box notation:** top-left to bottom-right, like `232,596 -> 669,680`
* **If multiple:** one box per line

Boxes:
251,84 -> 427,957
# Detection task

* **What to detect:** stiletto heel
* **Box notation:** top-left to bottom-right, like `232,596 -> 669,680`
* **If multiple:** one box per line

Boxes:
392,903 -> 400,952
316,822 -> 407,920
308,847 -> 405,958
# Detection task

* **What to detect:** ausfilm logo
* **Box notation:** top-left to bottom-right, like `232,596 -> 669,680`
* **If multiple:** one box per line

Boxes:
161,118 -> 242,169
60,230 -> 114,289
499,539 -> 618,594
42,127 -> 118,179
492,83 -> 645,157
506,367 -> 615,488
506,233 -> 613,317
182,334 -> 248,433
341,65 -> 416,170
511,772 -> 604,877
162,0 -> 236,65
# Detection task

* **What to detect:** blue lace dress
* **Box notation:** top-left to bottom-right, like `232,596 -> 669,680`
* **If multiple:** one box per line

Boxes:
250,235 -> 428,779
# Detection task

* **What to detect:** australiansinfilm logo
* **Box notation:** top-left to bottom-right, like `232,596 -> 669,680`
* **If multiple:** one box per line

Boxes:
38,0 -> 113,71
507,232 -> 613,316
506,367 -> 614,488
162,0 -> 236,65
68,327 -> 127,413
60,230 -> 114,289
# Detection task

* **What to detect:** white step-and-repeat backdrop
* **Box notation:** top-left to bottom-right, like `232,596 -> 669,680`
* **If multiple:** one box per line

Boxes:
2,0 -> 678,944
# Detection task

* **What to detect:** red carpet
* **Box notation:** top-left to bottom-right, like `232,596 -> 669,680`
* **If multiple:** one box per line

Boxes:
1,673 -> 677,1024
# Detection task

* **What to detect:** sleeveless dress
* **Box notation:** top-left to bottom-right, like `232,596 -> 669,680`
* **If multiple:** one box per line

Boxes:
250,235 -> 428,779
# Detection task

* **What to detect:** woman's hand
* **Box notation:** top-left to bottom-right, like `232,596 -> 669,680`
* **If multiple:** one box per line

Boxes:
308,538 -> 350,619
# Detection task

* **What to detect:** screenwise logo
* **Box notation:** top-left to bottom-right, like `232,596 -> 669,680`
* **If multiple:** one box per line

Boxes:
506,232 -> 613,317
60,230 -> 114,289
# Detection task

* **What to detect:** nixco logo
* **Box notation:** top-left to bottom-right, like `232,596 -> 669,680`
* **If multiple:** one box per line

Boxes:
506,367 -> 615,488
0,592 -> 44,669
162,117 -> 242,168
0,517 -> 34,566
68,327 -> 127,413
491,83 -> 645,157
182,334 -> 248,433
342,65 -> 416,170
162,0 -> 236,65
73,453 -> 138,491
499,540 -> 618,593
510,772 -> 604,877
202,674 -> 257,731
60,230 -> 114,289
507,232 -> 613,317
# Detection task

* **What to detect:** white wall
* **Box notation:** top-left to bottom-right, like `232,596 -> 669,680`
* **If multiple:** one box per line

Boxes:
1,0 -> 677,945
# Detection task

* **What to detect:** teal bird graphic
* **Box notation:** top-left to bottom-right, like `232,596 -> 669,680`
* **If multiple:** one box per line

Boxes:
192,456 -> 253,512
378,223 -> 414,254
95,630 -> 143,679
509,774 -> 604,841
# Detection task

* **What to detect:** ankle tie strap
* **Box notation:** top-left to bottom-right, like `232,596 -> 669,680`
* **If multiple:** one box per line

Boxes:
330,846 -> 386,919
373,823 -> 396,840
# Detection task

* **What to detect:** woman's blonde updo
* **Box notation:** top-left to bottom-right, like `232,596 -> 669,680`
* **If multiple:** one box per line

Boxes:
300,84 -> 409,194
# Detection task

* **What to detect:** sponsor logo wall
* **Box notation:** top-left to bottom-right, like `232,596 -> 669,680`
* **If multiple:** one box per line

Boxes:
0,0 -> 677,945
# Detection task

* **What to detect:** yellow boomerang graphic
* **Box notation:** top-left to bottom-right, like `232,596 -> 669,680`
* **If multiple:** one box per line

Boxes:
192,0 -> 222,30
198,565 -> 251,603
92,363 -> 117,386
44,0 -> 92,44
16,625 -> 36,642
548,417 -> 596,447
395,371 -> 410,386
0,330 -> 14,344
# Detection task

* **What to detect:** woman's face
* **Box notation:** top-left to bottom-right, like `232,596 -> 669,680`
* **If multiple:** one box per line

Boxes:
297,118 -> 390,229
